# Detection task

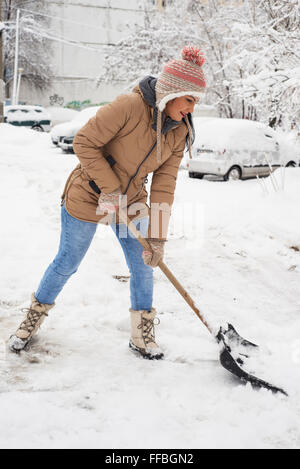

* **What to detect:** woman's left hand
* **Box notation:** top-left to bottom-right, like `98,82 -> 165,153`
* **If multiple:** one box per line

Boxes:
142,239 -> 166,268
97,187 -> 124,214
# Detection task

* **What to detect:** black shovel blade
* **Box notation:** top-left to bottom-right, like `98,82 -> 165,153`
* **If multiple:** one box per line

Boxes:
217,329 -> 288,397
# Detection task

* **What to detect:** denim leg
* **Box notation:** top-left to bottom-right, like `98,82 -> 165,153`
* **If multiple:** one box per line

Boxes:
111,218 -> 154,311
35,205 -> 97,304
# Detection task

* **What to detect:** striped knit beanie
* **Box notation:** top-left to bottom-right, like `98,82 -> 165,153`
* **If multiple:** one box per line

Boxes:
155,45 -> 206,162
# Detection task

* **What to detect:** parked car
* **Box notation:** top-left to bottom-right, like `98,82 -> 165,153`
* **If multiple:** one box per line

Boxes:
4,105 -> 51,132
187,118 -> 299,181
50,106 -> 101,153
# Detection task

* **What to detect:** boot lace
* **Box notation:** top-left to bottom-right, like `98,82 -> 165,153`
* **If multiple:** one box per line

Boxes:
19,307 -> 48,334
138,317 -> 160,346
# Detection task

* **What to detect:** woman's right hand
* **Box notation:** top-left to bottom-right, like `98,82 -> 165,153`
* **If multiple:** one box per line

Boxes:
142,239 -> 166,268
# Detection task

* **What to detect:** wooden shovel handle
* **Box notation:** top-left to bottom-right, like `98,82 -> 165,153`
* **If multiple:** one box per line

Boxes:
118,209 -> 213,335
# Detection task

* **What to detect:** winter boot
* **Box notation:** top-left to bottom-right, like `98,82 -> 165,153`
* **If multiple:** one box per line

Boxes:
129,308 -> 164,360
8,294 -> 55,352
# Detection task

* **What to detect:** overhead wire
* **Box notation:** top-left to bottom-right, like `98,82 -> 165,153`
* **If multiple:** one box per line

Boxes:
22,24 -> 112,51
18,2 -> 151,13
8,0 -> 150,12
9,3 -> 154,32
17,7 -> 117,32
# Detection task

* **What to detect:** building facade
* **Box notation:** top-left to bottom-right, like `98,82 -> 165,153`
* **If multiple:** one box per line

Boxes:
22,0 -> 162,107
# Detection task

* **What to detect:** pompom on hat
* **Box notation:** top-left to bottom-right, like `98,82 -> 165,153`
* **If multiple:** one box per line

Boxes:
155,45 -> 206,162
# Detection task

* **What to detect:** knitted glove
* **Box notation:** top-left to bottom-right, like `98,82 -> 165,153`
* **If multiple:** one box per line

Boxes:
97,187 -> 124,214
142,239 -> 166,268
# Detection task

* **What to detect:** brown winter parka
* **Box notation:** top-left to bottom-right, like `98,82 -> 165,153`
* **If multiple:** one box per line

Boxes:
62,86 -> 188,240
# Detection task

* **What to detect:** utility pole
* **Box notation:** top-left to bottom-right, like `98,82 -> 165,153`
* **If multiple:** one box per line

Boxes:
0,0 -> 5,122
16,67 -> 23,104
12,9 -> 20,105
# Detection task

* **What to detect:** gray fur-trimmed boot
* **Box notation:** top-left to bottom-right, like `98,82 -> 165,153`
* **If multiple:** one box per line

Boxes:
129,308 -> 164,360
8,294 -> 55,352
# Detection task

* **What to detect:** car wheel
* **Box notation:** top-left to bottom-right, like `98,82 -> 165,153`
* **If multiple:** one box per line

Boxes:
286,161 -> 296,168
31,125 -> 44,132
189,172 -> 204,179
224,166 -> 242,181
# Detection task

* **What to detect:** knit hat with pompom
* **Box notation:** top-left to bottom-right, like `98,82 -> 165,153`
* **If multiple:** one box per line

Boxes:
156,45 -> 206,111
155,46 -> 206,162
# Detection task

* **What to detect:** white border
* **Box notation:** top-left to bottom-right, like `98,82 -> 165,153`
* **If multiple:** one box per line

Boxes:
157,91 -> 205,111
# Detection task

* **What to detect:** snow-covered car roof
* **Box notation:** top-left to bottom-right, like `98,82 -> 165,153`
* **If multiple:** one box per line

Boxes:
71,106 -> 101,122
50,106 -> 101,139
5,105 -> 51,122
193,117 -> 278,152
46,107 -> 79,126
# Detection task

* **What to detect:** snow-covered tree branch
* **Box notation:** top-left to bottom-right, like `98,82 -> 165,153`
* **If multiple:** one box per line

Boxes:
97,0 -> 300,132
97,5 -> 201,89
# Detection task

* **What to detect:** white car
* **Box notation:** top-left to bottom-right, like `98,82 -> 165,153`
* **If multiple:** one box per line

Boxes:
4,105 -> 51,132
50,106 -> 101,152
187,118 -> 299,181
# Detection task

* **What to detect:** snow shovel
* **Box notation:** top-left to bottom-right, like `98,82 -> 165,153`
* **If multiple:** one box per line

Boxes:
119,210 -> 288,397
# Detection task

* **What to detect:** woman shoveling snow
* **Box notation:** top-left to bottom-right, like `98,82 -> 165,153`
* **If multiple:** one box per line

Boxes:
8,46 -> 206,359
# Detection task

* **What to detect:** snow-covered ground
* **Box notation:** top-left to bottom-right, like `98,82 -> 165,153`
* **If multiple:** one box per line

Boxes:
0,124 -> 300,449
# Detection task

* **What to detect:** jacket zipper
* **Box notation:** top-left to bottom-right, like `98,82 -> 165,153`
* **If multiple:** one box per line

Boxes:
123,141 -> 157,195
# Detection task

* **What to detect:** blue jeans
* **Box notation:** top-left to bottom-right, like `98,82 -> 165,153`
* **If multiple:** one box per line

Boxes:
35,205 -> 153,310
